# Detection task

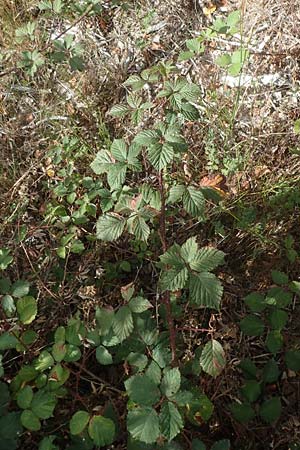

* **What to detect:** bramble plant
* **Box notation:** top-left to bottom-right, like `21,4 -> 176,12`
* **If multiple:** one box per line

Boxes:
1,3 -> 300,449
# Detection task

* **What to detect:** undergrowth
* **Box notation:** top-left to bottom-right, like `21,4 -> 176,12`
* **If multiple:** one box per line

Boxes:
1,1 -> 300,449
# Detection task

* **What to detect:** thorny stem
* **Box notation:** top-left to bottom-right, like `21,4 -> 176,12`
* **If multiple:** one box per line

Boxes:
158,171 -> 178,366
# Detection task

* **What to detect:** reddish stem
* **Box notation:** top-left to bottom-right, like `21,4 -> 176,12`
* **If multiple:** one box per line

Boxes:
158,171 -> 178,366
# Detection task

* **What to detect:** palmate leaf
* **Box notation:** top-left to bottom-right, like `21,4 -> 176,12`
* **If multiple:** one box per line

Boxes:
167,184 -> 186,204
70,410 -> 90,435
129,297 -> 152,313
179,81 -> 201,102
159,243 -> 183,267
123,74 -> 146,91
96,213 -> 126,241
112,306 -> 134,342
127,407 -> 160,444
134,129 -> 158,146
161,368 -> 181,398
125,374 -> 161,406
107,163 -> 127,190
88,415 -> 115,447
164,125 -> 186,144
189,247 -> 225,272
200,340 -> 226,377
127,143 -> 142,170
180,237 -> 198,264
147,143 -> 174,171
127,214 -> 150,242
180,102 -> 199,120
90,149 -> 113,174
182,187 -> 205,216
160,267 -> 189,292
109,104 -> 130,118
160,401 -> 183,441
189,272 -> 223,309
110,139 -> 128,161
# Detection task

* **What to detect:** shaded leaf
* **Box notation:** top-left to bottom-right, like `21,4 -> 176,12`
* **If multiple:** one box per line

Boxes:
160,401 -> 183,441
112,306 -> 133,341
88,415 -> 115,446
125,374 -> 161,406
96,214 -> 126,241
259,397 -> 281,423
200,340 -> 225,377
189,272 -> 223,309
127,407 -> 160,444
70,411 -> 90,435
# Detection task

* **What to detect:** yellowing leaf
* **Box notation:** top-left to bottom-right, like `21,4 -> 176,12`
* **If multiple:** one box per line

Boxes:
46,168 -> 55,177
203,4 -> 216,16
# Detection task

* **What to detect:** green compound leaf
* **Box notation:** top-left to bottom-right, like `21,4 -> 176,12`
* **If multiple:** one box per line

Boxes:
52,343 -> 67,362
112,305 -> 134,342
294,118 -> 300,134
16,385 -> 33,409
88,415 -> 115,447
95,307 -> 114,336
145,361 -> 161,385
266,330 -> 283,354
127,353 -> 148,372
264,287 -> 292,308
109,104 -> 130,118
271,270 -> 289,285
167,184 -> 186,204
263,359 -> 280,383
240,380 -> 261,402
16,296 -> 37,324
239,358 -> 257,379
0,411 -> 23,443
127,407 -> 160,444
134,129 -> 158,146
161,367 -> 181,398
189,272 -> 223,309
188,246 -> 225,272
285,350 -> 300,371
180,237 -> 198,264
268,309 -> 288,330
34,350 -> 54,371
1,295 -> 16,318
259,397 -> 281,423
70,410 -> 90,435
31,390 -> 56,419
0,332 -> 18,350
200,340 -> 226,377
38,435 -> 59,450
128,297 -> 152,313
147,142 -> 174,171
125,374 -> 161,406
0,382 -> 10,415
182,187 -> 205,217
240,315 -> 265,336
0,248 -> 13,270
11,280 -> 30,298
185,392 -> 214,424
127,215 -> 150,242
244,292 -> 267,313
21,409 -> 41,431
191,438 -> 206,450
96,213 -> 126,242
160,401 -> 183,441
230,402 -> 255,423
160,267 -> 189,292
159,243 -> 183,267
211,439 -> 231,450
96,345 -> 113,365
